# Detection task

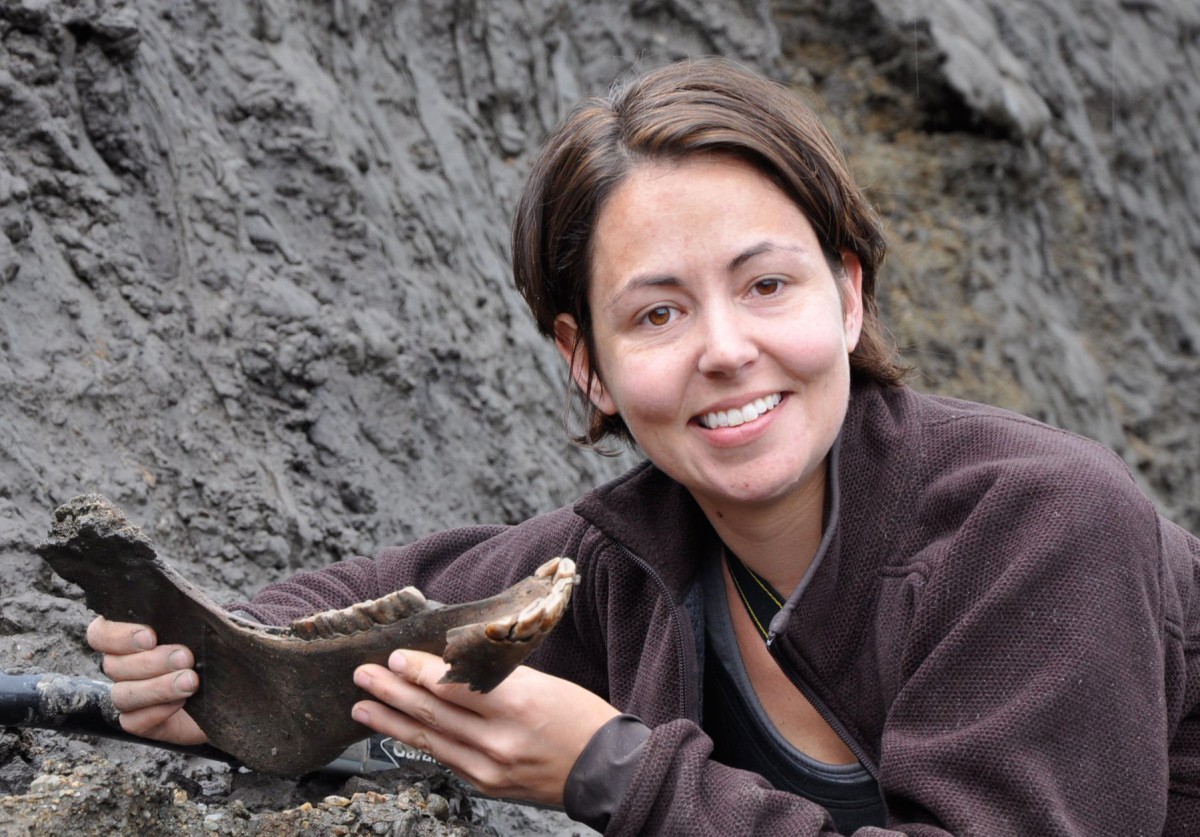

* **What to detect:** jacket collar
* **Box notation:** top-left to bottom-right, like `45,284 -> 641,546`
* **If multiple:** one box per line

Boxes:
572,461 -> 716,601
572,382 -> 914,609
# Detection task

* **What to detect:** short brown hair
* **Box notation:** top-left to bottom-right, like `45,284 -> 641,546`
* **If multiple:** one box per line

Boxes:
512,57 -> 906,448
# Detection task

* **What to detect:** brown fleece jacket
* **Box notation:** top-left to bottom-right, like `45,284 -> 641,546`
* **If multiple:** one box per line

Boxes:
237,382 -> 1200,836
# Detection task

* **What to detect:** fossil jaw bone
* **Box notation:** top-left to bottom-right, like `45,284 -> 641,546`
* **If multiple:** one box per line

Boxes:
37,494 -> 578,775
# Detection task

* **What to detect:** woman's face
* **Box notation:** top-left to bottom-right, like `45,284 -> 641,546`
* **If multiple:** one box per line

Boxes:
555,156 -> 863,516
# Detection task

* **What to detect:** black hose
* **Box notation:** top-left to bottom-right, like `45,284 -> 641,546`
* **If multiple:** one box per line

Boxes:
0,671 -> 573,814
0,672 -> 438,775
1,672 -> 118,733
0,671 -> 239,763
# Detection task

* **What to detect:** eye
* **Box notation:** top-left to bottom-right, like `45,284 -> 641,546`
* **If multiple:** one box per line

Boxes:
751,277 -> 783,296
644,306 -> 674,327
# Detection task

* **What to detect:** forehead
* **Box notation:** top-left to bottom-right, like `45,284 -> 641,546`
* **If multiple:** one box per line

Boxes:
591,156 -> 817,264
607,154 -> 786,209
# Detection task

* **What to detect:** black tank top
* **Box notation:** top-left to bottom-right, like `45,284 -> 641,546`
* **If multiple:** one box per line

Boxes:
701,557 -> 887,833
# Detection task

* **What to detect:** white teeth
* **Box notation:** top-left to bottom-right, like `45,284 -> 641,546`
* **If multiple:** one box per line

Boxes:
701,393 -> 782,429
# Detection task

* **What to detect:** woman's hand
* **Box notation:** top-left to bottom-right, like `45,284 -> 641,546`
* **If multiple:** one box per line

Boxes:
86,616 -> 208,746
351,651 -> 621,806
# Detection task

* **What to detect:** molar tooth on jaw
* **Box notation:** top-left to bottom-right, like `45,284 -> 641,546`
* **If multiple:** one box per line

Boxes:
290,620 -> 318,640
550,579 -> 571,609
290,586 -> 433,639
329,608 -> 361,634
312,612 -> 337,638
485,616 -> 515,641
370,587 -> 428,624
538,556 -> 577,585
344,604 -> 374,633
513,602 -> 547,638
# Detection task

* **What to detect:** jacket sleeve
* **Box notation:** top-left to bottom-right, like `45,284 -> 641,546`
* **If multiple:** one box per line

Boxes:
227,524 -> 512,625
593,718 -> 850,835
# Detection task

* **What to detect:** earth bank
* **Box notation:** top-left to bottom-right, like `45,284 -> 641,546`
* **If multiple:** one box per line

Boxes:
1,0 -> 1197,833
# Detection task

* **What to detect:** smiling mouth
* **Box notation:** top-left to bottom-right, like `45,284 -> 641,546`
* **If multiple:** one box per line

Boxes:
698,393 -> 783,429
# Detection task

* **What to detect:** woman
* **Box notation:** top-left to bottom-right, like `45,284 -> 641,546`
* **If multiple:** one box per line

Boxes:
88,58 -> 1200,835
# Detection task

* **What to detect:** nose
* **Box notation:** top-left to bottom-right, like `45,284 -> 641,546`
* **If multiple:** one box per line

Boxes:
696,304 -> 758,377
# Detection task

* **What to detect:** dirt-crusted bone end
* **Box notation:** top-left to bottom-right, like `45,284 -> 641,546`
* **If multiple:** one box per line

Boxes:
37,495 -> 201,629
43,494 -> 150,550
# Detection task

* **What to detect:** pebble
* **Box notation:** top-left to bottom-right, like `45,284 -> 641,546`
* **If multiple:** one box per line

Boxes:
425,793 -> 450,822
28,775 -> 67,795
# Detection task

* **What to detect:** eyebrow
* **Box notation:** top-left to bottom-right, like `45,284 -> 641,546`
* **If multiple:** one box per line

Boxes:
727,240 -> 807,272
603,240 -> 809,310
604,275 -> 681,310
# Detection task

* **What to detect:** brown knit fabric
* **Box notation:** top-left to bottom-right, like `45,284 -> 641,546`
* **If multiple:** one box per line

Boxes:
236,382 -> 1200,835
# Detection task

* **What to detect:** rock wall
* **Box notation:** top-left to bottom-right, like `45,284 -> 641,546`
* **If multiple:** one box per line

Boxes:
0,0 -> 778,634
0,0 -> 1197,831
776,0 -> 1199,529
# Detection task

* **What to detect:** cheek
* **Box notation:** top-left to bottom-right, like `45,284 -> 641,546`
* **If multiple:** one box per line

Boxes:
777,320 -> 853,378
602,352 -> 687,424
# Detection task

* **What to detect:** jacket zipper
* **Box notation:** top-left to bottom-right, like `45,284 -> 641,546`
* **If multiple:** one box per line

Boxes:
614,544 -> 700,723
768,641 -> 881,783
613,542 -> 879,782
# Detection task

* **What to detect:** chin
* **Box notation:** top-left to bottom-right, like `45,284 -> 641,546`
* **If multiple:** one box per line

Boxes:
699,465 -> 817,509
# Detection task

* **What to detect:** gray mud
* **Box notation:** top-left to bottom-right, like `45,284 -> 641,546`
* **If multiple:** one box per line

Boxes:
1,0 -> 1197,833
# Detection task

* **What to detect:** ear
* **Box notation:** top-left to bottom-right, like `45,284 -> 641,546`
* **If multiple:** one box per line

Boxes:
839,251 -> 865,353
553,314 -> 619,416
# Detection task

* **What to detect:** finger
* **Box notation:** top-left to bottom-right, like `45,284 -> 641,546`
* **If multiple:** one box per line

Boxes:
388,648 -> 450,685
390,650 -> 542,722
351,697 -> 505,790
354,662 -> 517,791
354,663 -> 482,734
102,644 -> 194,681
86,618 -> 157,654
387,649 -> 494,712
119,703 -> 208,746
110,669 -> 198,712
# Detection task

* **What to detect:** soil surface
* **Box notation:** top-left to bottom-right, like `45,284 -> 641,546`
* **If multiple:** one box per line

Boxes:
1,0 -> 1197,833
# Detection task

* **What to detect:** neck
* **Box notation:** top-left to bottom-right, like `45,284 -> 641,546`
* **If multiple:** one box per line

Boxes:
694,466 -> 827,598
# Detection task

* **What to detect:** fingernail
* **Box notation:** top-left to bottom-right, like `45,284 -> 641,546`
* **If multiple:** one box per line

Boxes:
354,668 -> 370,688
132,630 -> 154,650
352,707 -> 368,724
388,651 -> 407,674
174,671 -> 197,695
168,650 -> 188,670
